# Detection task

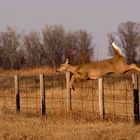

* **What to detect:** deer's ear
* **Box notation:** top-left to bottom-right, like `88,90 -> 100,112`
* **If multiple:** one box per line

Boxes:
65,58 -> 69,64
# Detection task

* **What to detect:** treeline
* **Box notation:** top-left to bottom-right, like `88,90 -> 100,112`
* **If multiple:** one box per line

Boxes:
0,25 -> 94,69
1,21 -> 140,70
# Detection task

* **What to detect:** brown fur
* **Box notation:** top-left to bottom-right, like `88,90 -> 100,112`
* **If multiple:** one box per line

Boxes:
56,44 -> 140,90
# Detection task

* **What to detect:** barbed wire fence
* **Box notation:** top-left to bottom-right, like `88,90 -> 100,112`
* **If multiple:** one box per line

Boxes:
0,73 -> 139,122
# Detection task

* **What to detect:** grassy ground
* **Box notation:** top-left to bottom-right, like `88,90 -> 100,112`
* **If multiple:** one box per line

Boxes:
0,66 -> 56,76
0,112 -> 140,140
0,68 -> 139,140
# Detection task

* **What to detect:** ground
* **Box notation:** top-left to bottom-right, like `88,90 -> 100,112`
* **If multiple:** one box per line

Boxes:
0,113 -> 140,140
0,68 -> 139,140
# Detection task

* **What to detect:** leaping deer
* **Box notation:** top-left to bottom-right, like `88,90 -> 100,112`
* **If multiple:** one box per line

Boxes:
56,42 -> 140,90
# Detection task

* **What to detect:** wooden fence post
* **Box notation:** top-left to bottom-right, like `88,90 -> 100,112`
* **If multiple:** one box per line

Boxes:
15,75 -> 20,113
40,74 -> 46,116
66,71 -> 72,112
98,78 -> 104,120
132,74 -> 139,122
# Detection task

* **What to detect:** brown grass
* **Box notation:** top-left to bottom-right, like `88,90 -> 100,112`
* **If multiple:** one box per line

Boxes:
0,68 -> 139,139
0,112 -> 140,140
0,66 -> 56,76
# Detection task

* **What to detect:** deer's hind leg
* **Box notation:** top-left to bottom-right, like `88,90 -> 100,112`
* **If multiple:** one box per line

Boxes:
127,64 -> 140,73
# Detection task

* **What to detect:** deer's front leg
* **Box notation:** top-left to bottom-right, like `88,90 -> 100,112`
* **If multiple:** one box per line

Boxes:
69,73 -> 88,90
69,74 -> 76,90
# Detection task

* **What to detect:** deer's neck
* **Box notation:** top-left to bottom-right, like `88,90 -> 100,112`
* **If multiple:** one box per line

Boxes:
67,64 -> 77,74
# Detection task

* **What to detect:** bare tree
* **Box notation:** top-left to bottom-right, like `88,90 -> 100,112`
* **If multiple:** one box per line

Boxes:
15,47 -> 26,69
64,30 -> 94,65
76,30 -> 94,64
0,25 -> 95,69
64,31 -> 78,64
108,21 -> 140,64
0,27 -> 20,69
23,31 -> 45,67
42,25 -> 65,67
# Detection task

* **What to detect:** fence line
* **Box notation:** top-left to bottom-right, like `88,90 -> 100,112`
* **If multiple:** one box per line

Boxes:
0,74 -> 139,121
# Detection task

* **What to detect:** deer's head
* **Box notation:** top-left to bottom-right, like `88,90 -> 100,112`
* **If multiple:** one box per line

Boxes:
56,58 -> 70,72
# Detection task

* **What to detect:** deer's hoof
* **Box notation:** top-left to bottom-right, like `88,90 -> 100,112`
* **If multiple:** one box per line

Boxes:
70,85 -> 75,91
72,86 -> 75,91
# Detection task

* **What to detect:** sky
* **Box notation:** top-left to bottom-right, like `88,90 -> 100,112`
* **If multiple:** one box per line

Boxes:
0,0 -> 139,59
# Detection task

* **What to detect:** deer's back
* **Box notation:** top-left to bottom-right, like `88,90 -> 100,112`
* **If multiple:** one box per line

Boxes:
76,55 -> 127,74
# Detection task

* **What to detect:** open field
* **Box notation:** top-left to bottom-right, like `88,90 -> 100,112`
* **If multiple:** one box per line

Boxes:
0,112 -> 140,140
0,67 -> 56,76
0,68 -> 139,139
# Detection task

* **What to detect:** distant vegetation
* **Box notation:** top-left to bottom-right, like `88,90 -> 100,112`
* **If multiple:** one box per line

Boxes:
0,21 -> 140,70
0,25 -> 94,70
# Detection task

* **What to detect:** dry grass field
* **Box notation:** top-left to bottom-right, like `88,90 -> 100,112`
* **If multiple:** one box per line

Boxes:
0,66 -> 56,76
0,68 -> 140,139
0,112 -> 140,140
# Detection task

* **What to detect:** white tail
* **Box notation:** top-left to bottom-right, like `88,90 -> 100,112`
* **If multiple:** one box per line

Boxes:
112,42 -> 122,56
